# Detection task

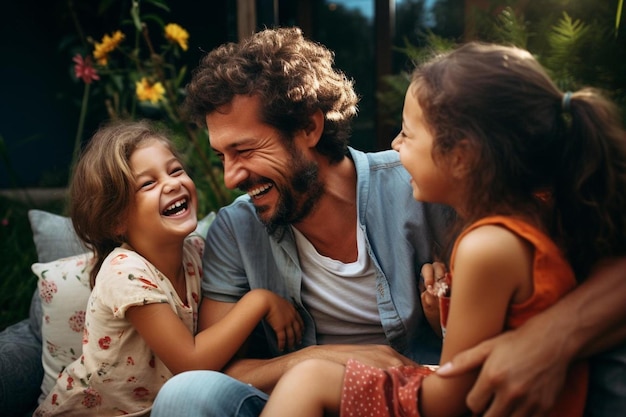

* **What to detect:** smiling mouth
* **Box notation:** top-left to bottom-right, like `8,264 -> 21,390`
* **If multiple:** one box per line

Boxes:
162,198 -> 189,216
248,184 -> 273,199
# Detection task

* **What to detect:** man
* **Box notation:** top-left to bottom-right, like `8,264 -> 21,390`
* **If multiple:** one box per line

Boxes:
151,27 -> 626,417
152,27 -> 450,416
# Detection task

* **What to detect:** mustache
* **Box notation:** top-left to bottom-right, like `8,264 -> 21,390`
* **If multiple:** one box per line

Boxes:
238,177 -> 272,193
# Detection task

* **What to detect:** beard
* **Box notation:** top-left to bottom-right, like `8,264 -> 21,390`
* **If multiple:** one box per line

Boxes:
246,149 -> 325,235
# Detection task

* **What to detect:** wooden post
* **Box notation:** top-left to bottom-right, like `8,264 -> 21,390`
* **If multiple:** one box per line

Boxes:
375,0 -> 395,150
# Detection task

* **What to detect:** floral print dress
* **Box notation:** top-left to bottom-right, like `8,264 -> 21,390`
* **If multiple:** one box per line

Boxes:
34,235 -> 204,416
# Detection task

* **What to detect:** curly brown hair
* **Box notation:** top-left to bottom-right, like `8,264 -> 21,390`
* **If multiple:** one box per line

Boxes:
69,119 -> 181,287
183,27 -> 358,163
412,42 -> 626,278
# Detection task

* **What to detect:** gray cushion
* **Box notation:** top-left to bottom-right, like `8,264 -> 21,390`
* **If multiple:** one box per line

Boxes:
0,210 -> 88,416
28,210 -> 88,263
0,320 -> 42,416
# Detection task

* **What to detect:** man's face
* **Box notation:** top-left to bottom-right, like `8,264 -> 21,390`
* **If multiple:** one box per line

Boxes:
207,94 -> 324,232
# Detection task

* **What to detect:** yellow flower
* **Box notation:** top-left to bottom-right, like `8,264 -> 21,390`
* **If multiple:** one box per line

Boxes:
164,23 -> 189,51
136,78 -> 166,104
93,30 -> 125,66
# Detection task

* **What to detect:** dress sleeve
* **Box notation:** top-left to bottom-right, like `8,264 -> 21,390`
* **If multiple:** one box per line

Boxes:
95,251 -> 171,319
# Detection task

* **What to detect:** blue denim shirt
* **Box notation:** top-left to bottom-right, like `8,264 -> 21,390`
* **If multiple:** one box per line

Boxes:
201,147 -> 452,364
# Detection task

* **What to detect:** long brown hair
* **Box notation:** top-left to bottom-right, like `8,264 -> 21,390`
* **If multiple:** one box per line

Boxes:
413,42 -> 626,278
69,120 -> 181,286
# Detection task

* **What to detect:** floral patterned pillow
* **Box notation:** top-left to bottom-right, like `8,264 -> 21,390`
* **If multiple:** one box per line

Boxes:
32,252 -> 94,402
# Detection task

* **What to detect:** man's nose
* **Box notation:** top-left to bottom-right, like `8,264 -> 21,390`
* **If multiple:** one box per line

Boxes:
223,158 -> 247,190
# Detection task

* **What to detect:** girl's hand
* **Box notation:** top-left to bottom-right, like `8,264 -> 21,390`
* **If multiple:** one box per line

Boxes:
259,290 -> 304,351
420,262 -> 448,337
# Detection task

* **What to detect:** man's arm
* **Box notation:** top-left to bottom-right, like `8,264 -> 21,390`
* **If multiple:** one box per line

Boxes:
200,298 -> 416,393
436,256 -> 626,417
222,343 -> 417,393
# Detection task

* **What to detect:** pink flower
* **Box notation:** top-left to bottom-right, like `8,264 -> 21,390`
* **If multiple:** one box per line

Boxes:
133,387 -> 151,399
98,336 -> 112,350
72,54 -> 100,84
68,311 -> 86,332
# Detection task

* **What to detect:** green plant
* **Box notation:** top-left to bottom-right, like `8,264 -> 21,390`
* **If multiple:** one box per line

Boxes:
376,33 -> 456,129
379,3 -> 626,129
0,197 -> 67,331
67,0 -> 238,217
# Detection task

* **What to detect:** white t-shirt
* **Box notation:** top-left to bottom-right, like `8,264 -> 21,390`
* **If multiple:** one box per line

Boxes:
292,225 -> 387,345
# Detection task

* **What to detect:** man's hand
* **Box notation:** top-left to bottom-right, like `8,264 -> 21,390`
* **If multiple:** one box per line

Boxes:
436,327 -> 569,417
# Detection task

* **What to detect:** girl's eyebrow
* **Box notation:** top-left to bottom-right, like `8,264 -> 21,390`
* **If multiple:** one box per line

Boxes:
134,156 -> 179,177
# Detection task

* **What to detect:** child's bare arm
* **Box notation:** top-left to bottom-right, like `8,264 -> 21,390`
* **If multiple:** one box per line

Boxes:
127,288 -> 303,374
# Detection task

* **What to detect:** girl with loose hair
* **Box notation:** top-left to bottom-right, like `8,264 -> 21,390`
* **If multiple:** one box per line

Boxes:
259,42 -> 626,417
35,120 -> 303,416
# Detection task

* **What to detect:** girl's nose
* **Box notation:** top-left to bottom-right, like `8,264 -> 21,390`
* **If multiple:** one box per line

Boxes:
391,134 -> 402,151
163,177 -> 182,193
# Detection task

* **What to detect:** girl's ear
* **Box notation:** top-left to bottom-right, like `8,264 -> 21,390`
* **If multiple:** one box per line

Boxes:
113,218 -> 127,238
449,139 -> 473,179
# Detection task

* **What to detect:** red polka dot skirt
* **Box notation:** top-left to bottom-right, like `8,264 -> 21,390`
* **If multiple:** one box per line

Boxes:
340,359 -> 435,417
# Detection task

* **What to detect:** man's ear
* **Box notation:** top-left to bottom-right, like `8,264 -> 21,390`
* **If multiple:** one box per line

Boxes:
302,109 -> 325,147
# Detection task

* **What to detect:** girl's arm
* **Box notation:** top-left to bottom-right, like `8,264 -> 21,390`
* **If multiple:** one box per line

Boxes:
419,225 -> 535,417
436,256 -> 626,417
126,288 -> 304,375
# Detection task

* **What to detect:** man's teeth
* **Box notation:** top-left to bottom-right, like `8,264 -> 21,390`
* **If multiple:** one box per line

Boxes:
248,184 -> 272,197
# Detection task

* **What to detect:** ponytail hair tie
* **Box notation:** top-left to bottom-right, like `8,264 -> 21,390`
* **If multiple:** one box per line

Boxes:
562,91 -> 573,112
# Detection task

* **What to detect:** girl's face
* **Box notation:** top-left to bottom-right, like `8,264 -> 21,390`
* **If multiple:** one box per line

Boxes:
392,83 -> 458,207
124,139 -> 198,248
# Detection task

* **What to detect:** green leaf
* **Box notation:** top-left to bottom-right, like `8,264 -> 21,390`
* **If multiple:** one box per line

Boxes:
130,0 -> 143,31
144,0 -> 171,13
142,13 -> 165,28
493,6 -> 529,48
175,65 -> 188,89
617,0 -> 624,36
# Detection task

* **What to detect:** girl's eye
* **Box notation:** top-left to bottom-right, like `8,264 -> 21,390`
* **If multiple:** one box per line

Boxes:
171,167 -> 184,175
139,180 -> 154,189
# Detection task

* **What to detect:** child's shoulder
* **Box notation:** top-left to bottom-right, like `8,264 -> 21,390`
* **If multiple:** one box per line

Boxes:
184,233 -> 205,259
454,218 -> 535,272
101,246 -> 145,269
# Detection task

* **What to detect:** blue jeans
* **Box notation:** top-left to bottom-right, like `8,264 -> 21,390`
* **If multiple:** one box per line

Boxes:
151,371 -> 268,417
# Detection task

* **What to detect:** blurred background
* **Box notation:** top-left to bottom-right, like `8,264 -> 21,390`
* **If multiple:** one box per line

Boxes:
2,0 -> 623,190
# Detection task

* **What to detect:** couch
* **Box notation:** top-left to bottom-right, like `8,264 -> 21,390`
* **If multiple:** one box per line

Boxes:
0,209 -> 213,417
